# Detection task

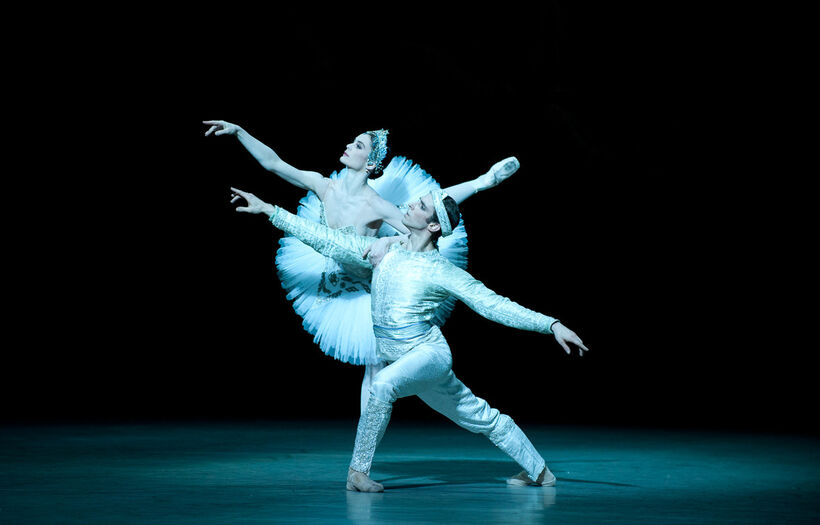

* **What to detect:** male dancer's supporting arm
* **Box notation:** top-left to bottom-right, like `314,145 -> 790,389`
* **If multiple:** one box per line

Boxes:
231,188 -> 375,270
430,261 -> 589,355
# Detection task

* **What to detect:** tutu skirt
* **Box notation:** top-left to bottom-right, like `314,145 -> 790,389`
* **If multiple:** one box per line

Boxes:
274,156 -> 469,365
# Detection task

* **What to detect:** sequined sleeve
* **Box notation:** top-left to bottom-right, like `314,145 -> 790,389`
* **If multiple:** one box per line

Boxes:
269,206 -> 374,270
430,260 -> 558,334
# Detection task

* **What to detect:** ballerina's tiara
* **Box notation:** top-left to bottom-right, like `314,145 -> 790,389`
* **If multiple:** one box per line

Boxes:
432,190 -> 453,237
366,129 -> 389,171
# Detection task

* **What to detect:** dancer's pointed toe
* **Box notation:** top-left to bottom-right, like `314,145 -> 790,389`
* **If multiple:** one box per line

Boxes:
475,156 -> 521,192
491,156 -> 520,185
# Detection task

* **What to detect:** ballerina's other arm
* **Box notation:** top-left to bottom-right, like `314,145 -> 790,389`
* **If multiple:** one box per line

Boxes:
368,194 -> 411,235
204,120 -> 330,197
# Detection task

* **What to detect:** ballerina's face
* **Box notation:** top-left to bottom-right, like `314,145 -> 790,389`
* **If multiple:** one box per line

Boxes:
339,133 -> 373,171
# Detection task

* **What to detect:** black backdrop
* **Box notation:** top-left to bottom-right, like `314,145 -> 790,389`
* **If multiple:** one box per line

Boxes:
6,4 -> 811,433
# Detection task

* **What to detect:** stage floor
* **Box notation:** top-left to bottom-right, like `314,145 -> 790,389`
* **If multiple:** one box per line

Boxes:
1,420 -> 818,524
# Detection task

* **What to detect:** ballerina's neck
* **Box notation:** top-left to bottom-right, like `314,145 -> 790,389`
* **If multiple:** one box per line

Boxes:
339,168 -> 371,191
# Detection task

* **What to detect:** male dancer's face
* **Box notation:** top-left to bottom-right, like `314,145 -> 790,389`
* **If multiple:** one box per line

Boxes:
339,133 -> 373,171
402,194 -> 439,233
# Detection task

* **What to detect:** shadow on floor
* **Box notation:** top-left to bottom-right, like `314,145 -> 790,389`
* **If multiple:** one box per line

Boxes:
373,458 -> 636,489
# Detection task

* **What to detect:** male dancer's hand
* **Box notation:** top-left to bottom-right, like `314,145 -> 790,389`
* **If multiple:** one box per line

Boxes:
203,120 -> 240,136
552,323 -> 589,356
362,236 -> 405,267
230,187 -> 276,216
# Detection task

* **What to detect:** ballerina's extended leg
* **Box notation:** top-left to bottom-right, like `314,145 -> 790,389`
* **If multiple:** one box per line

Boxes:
444,156 -> 521,204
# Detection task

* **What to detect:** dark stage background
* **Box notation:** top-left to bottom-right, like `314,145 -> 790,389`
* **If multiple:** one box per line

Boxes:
6,4 -> 811,433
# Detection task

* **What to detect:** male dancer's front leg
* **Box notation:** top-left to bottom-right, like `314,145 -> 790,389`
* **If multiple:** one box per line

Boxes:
360,363 -> 386,414
346,339 -> 453,492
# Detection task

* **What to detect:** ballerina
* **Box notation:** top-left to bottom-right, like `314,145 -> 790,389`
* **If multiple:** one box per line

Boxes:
204,120 -> 520,412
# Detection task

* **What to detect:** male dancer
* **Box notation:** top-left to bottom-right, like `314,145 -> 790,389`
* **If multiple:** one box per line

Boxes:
231,187 -> 588,492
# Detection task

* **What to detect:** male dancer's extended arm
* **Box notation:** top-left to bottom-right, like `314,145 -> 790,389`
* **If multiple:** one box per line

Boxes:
231,187 -> 374,270
269,206 -> 375,270
430,260 -> 589,355
434,262 -> 558,333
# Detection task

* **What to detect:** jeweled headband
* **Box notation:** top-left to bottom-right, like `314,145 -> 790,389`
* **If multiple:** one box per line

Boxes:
432,190 -> 453,237
366,129 -> 389,171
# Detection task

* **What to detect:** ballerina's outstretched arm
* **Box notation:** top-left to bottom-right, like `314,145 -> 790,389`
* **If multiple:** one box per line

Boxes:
442,157 -> 522,205
204,120 -> 330,198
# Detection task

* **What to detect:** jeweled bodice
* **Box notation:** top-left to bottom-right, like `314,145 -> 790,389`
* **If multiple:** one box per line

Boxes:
318,201 -> 372,284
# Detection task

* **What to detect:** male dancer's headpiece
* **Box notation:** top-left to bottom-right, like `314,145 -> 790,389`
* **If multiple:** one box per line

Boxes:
432,190 -> 453,237
365,129 -> 389,172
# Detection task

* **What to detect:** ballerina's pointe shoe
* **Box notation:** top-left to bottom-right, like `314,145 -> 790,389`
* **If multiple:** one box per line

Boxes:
506,467 -> 557,487
475,156 -> 521,192
347,468 -> 385,492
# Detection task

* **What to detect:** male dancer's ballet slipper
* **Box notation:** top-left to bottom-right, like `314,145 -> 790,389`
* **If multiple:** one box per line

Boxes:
347,468 -> 385,492
506,467 -> 557,487
474,156 -> 521,192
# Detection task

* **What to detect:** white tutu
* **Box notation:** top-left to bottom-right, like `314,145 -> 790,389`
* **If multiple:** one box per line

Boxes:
274,156 -> 469,365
